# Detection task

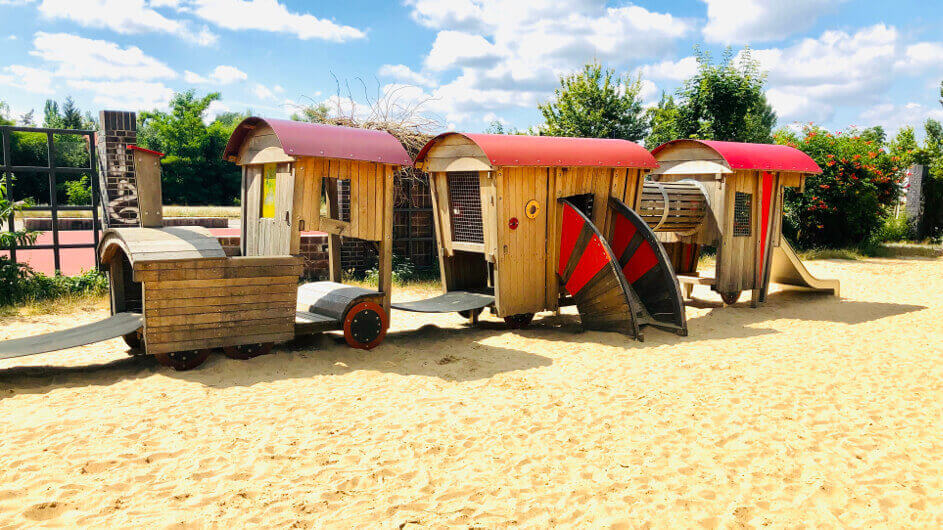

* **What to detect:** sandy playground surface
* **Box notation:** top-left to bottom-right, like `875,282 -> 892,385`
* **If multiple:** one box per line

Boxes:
0,256 -> 941,528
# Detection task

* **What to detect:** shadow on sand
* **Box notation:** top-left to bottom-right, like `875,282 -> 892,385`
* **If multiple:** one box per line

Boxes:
0,289 -> 925,396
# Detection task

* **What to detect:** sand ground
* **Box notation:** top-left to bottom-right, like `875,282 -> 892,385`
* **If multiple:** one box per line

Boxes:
0,257 -> 941,528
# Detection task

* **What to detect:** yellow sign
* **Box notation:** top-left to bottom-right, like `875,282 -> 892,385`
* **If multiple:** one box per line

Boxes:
261,164 -> 276,218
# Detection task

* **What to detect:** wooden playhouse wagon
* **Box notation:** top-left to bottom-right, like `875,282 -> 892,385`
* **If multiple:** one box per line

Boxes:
0,118 -> 411,369
411,133 -> 692,340
646,139 -> 839,305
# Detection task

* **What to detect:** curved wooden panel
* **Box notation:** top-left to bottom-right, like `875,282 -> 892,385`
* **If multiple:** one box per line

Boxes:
557,199 -> 645,340
607,197 -> 688,335
99,226 -> 225,268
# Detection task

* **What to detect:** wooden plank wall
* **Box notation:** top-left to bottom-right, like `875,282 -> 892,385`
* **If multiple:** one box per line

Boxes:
139,256 -> 302,354
427,164 -> 647,316
243,165 -> 262,255
494,167 -> 549,316
715,170 -> 760,294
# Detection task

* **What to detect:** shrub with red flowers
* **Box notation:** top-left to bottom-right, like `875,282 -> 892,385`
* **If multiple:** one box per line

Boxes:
774,124 -> 904,249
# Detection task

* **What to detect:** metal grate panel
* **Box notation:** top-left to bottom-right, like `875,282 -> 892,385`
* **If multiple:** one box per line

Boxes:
733,192 -> 752,237
447,171 -> 483,244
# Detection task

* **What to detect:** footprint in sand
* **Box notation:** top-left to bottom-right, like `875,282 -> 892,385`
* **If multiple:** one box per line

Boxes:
23,501 -> 69,521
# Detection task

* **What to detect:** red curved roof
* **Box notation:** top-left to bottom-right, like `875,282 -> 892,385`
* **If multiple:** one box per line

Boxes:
223,117 -> 411,165
652,139 -> 821,174
415,133 -> 657,169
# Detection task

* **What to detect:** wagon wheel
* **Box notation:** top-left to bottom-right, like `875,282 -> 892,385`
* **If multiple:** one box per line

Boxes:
223,342 -> 273,360
720,291 -> 742,305
458,308 -> 483,323
343,301 -> 389,350
154,349 -> 212,371
504,313 -> 534,329
123,331 -> 144,353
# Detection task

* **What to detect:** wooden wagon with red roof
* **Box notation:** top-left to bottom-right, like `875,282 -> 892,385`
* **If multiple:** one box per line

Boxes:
412,133 -> 689,340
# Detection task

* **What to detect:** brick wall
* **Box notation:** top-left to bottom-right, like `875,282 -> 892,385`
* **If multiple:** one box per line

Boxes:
217,233 -> 333,280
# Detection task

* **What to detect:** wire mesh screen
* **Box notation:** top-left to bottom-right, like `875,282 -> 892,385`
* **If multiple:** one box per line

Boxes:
733,192 -> 752,237
447,171 -> 484,244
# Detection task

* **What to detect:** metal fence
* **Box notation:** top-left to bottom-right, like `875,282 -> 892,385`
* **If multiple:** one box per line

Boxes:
0,125 -> 101,272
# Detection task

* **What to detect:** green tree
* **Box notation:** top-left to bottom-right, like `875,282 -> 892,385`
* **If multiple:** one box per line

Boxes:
138,91 -> 242,205
671,48 -> 776,143
291,103 -> 331,124
644,93 -> 681,149
538,62 -> 649,141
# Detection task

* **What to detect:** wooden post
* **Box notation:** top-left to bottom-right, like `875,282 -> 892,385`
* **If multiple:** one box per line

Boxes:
325,177 -> 342,282
378,165 -> 395,313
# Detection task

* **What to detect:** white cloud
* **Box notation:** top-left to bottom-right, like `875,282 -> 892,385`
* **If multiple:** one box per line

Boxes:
746,25 -> 903,121
859,102 -> 943,136
178,0 -> 366,42
378,64 -> 435,87
0,65 -> 55,94
701,0 -> 845,44
183,65 -> 247,85
895,42 -> 943,74
252,83 -> 276,100
204,99 -> 230,122
403,0 -> 692,127
36,0 -> 218,46
184,70 -> 208,83
208,65 -> 246,84
639,56 -> 698,81
66,80 -> 173,110
425,31 -> 502,71
30,32 -> 177,81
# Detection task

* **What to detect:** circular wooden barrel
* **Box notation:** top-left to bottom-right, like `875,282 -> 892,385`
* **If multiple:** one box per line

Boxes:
637,181 -> 709,233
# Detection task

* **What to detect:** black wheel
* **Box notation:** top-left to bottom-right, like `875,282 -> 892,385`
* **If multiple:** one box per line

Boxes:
458,308 -> 483,322
223,342 -> 273,360
720,291 -> 742,305
343,302 -> 388,350
123,331 -> 143,351
154,349 -> 211,371
504,313 -> 534,329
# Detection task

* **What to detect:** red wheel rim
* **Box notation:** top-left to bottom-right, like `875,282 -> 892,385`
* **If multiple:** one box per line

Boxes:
343,301 -> 389,350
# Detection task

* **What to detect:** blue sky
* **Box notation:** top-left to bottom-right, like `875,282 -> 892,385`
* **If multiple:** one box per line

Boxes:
1,0 -> 942,136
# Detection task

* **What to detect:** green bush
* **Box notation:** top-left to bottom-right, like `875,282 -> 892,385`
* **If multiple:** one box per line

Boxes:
64,175 -> 92,205
775,125 -> 903,249
363,255 -> 435,286
0,258 -> 108,306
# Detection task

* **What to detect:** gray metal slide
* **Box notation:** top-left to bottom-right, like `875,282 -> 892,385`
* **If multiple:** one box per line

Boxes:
391,291 -> 495,313
0,312 -> 143,361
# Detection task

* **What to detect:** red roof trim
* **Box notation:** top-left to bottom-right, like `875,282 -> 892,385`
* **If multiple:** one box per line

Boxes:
651,139 -> 822,174
415,133 -> 658,169
128,145 -> 164,157
223,117 -> 411,166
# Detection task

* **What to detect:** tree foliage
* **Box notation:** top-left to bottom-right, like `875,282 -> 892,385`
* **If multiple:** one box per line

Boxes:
0,98 -> 96,206
138,91 -> 245,205
538,62 -> 649,141
649,48 -> 776,145
775,125 -> 903,248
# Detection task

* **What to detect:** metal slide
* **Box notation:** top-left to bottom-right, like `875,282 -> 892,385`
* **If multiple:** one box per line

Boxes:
391,291 -> 495,313
770,238 -> 840,296
0,312 -> 143,361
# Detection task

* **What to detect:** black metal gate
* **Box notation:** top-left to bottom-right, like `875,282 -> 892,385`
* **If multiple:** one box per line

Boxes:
0,125 -> 101,272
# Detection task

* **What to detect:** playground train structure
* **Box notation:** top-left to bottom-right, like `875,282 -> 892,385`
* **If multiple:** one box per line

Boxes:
0,117 -> 838,370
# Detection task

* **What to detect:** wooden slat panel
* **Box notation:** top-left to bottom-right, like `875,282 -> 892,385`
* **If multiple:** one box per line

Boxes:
136,265 -> 302,283
145,291 -> 295,309
148,332 -> 292,355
